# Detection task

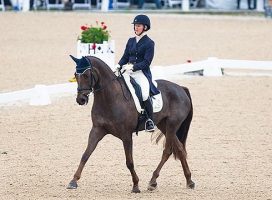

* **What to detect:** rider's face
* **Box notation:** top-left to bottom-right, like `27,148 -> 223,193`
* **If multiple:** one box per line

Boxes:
134,24 -> 145,36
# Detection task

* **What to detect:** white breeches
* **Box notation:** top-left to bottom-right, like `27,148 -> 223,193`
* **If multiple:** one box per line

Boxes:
130,71 -> 150,101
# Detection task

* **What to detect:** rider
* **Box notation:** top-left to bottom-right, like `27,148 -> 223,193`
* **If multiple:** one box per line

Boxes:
116,14 -> 160,132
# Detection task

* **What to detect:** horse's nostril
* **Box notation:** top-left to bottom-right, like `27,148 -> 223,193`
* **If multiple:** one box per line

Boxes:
80,99 -> 85,105
76,94 -> 89,105
76,97 -> 84,105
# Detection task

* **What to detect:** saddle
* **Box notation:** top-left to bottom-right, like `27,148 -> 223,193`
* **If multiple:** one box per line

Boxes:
120,71 -> 163,114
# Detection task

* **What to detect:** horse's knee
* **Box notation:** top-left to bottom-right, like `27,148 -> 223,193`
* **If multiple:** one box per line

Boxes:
163,148 -> 172,156
81,153 -> 89,163
126,161 -> 134,170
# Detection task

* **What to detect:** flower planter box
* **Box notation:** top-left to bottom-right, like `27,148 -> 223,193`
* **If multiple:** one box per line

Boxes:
77,40 -> 115,71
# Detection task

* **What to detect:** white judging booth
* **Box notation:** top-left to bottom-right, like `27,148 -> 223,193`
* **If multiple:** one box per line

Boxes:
76,40 -> 115,71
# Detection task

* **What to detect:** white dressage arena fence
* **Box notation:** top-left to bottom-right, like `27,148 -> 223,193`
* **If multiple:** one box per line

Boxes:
155,57 -> 272,77
1,57 -> 272,106
0,83 -> 77,106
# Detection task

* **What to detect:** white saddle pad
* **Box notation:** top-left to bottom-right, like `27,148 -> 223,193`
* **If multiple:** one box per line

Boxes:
120,72 -> 163,113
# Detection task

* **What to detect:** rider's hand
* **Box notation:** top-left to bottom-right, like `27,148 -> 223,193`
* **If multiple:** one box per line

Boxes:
123,64 -> 134,72
115,64 -> 121,70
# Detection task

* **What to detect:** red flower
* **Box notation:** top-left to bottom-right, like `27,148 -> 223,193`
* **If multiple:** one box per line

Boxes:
80,25 -> 88,31
101,22 -> 105,25
92,43 -> 96,49
102,25 -> 107,30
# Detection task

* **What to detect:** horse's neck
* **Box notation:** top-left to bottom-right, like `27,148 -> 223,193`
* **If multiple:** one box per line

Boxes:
94,61 -> 116,85
92,59 -> 119,102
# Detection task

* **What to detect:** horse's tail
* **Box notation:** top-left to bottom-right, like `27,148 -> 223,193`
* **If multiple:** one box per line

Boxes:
173,86 -> 193,159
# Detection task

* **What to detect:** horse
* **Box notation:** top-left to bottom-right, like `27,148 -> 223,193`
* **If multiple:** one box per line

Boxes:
67,55 -> 195,193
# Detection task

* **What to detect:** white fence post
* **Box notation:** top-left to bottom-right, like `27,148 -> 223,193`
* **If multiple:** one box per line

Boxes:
257,0 -> 264,11
101,0 -> 109,11
182,0 -> 189,11
0,0 -> 5,11
29,85 -> 51,106
22,0 -> 30,11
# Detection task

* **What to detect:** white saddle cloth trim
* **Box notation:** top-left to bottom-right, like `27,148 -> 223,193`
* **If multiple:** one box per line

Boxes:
121,72 -> 163,113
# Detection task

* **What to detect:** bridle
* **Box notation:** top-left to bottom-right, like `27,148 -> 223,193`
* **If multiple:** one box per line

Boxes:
75,68 -> 95,95
76,66 -> 123,95
75,57 -> 131,101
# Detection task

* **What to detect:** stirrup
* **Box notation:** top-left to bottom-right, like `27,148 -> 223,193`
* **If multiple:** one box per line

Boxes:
145,119 -> 155,132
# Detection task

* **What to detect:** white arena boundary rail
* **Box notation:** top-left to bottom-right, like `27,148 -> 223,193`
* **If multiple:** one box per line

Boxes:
1,57 -> 272,106
0,83 -> 77,106
153,57 -> 272,78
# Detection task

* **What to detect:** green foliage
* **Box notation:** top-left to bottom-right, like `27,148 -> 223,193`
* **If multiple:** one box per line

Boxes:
79,22 -> 110,44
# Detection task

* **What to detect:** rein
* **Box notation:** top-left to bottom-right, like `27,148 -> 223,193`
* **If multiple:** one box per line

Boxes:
77,68 -> 128,97
92,68 -> 131,102
76,57 -> 131,101
91,69 -> 119,93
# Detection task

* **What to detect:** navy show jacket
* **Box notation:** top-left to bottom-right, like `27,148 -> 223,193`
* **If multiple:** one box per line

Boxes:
118,35 -> 160,96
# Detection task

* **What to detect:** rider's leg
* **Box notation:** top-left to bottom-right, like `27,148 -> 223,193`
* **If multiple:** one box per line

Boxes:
143,97 -> 155,132
130,71 -> 155,132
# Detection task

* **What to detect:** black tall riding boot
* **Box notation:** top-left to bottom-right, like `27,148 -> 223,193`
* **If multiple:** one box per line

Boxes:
143,98 -> 155,132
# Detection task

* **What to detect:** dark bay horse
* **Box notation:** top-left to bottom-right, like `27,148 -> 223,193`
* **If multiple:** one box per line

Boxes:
67,55 -> 195,193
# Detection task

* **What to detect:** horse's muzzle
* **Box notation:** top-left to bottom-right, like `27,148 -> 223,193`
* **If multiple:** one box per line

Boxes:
76,93 -> 89,105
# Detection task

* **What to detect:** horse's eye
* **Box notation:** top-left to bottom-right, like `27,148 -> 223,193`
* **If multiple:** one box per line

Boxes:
82,74 -> 88,79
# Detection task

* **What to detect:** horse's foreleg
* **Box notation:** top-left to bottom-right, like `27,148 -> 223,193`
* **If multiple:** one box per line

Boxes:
123,138 -> 140,193
148,141 -> 172,191
67,127 -> 106,189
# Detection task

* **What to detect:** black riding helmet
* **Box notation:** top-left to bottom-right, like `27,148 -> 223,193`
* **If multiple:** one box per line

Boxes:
132,14 -> 151,31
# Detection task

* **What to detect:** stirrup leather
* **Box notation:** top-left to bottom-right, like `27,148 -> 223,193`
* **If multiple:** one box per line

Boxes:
145,119 -> 155,132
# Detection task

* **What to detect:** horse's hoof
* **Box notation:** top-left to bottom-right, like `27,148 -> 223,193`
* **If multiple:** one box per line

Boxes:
187,181 -> 195,189
131,186 -> 141,193
147,182 -> 157,191
67,180 -> 78,189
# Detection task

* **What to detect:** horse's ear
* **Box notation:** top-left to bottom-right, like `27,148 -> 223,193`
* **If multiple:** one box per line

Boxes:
70,55 -> 80,65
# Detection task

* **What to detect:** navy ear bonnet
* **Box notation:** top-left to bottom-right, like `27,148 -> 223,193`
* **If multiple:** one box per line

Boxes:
70,55 -> 91,74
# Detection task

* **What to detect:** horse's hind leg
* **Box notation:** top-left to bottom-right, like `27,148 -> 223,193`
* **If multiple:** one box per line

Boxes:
148,121 -> 172,191
148,144 -> 172,191
173,137 -> 195,189
67,126 -> 106,189
167,115 -> 194,189
148,119 -> 195,190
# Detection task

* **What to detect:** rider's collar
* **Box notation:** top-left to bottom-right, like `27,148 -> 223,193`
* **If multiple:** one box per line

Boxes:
135,32 -> 147,43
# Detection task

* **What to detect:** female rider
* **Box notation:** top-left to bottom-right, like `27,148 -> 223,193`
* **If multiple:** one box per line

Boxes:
117,14 -> 160,132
